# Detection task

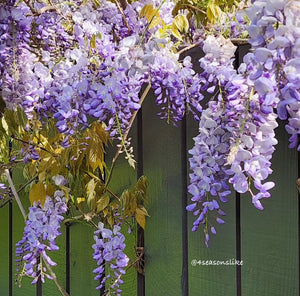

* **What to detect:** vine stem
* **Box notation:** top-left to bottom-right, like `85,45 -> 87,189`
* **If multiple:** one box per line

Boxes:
112,0 -> 131,33
11,135 -> 57,157
177,42 -> 201,55
4,169 -> 26,220
179,3 -> 206,14
42,257 -> 70,296
105,82 -> 152,188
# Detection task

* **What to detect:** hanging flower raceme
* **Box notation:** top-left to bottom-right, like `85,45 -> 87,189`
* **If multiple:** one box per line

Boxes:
15,193 -> 67,285
246,0 -> 300,149
187,30 -> 279,244
92,222 -> 129,294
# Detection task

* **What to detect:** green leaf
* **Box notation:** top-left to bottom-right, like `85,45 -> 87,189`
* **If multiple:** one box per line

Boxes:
29,182 -> 46,207
136,176 -> 148,197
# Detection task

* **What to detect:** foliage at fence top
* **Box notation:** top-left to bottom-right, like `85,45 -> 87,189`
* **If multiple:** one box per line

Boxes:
1,0 -> 300,294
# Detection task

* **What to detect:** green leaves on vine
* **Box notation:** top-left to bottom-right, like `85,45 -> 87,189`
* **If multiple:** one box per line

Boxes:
121,176 -> 149,229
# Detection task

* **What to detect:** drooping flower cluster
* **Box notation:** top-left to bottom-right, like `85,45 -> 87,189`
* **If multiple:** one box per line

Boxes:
187,29 -> 279,245
187,100 -> 231,246
150,49 -> 203,123
246,0 -> 300,149
92,222 -> 129,295
15,193 -> 67,284
187,36 -> 237,245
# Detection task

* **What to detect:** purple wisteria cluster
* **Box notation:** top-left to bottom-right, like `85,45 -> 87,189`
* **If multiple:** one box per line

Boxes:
0,0 -> 203,141
150,50 -> 203,123
187,0 -> 300,246
0,183 -> 8,200
187,100 -> 231,246
246,0 -> 300,150
187,26 -> 279,244
15,193 -> 67,284
92,222 -> 129,295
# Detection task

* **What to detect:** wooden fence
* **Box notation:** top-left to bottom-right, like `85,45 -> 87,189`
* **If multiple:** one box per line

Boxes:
0,46 -> 299,295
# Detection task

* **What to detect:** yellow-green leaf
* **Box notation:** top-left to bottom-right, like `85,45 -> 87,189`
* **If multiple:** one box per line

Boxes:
86,178 -> 96,209
138,206 -> 150,217
173,14 -> 189,33
90,34 -> 96,50
88,140 -> 102,171
107,213 -> 114,228
77,197 -> 86,211
140,4 -> 155,22
59,185 -> 70,201
171,26 -> 182,40
149,16 -> 161,29
29,182 -> 46,207
97,194 -> 110,212
93,0 -> 100,7
135,207 -> 146,229
1,117 -> 8,134
207,2 -> 222,24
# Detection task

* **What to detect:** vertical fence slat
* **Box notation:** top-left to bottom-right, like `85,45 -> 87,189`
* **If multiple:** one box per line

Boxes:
298,139 -> 300,295
69,222 -> 99,296
9,200 -> 13,296
241,121 -> 298,296
181,114 -> 189,296
36,257 -> 42,296
298,149 -> 300,295
0,202 -> 9,295
234,46 -> 242,296
235,192 -> 241,296
137,109 -> 145,296
65,223 -> 70,294
144,91 -> 183,295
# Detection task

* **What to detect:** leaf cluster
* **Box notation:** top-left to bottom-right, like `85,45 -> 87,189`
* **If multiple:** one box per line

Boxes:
173,0 -> 242,26
121,176 -> 149,229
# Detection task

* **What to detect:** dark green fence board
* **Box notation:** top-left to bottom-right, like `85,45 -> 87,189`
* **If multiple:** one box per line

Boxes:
0,203 -> 9,295
143,96 -> 183,295
69,222 -> 99,296
241,122 -> 298,296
